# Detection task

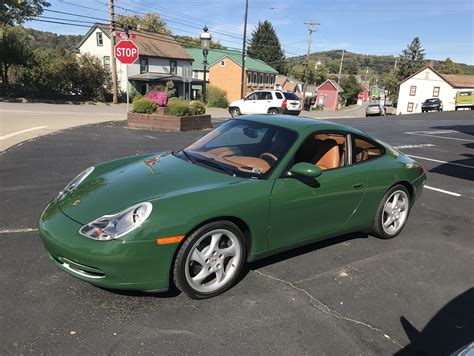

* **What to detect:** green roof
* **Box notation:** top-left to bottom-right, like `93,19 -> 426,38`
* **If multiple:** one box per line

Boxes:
185,48 -> 278,74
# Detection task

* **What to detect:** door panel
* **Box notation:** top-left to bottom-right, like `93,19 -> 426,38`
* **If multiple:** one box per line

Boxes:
269,166 -> 367,249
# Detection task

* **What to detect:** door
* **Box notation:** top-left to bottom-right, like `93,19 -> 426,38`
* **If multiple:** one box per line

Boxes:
268,132 -> 367,249
257,91 -> 273,114
240,92 -> 260,114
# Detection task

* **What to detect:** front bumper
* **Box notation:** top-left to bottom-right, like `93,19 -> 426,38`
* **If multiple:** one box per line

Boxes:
38,201 -> 177,291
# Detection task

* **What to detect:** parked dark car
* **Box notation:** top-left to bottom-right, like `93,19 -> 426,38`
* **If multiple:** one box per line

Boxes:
421,98 -> 443,112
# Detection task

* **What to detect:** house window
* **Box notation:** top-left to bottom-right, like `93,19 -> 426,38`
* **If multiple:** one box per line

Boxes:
409,86 -> 416,96
138,83 -> 147,95
220,60 -> 225,66
253,73 -> 257,85
103,56 -> 110,71
433,86 -> 440,97
170,60 -> 177,75
407,102 -> 414,112
192,71 -> 198,79
260,74 -> 264,85
247,72 -> 251,86
140,58 -> 149,74
96,32 -> 103,46
270,75 -> 274,85
266,74 -> 269,85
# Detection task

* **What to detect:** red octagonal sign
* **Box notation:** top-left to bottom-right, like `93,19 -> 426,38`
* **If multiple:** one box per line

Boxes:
115,40 -> 139,64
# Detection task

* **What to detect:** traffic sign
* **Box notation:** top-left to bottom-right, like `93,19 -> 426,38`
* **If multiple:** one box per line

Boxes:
115,32 -> 137,39
115,40 -> 139,64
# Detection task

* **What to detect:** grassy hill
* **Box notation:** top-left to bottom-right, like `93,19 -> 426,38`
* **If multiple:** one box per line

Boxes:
286,50 -> 474,82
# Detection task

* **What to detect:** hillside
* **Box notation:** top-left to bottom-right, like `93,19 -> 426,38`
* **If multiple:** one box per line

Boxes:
286,50 -> 474,82
23,28 -> 83,50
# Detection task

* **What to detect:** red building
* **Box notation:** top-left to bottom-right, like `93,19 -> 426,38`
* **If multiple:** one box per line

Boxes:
315,79 -> 344,111
358,82 -> 370,103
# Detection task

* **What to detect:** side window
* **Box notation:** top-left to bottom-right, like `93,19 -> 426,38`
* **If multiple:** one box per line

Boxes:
352,135 -> 384,163
170,60 -> 177,74
407,102 -> 414,112
292,132 -> 348,171
246,92 -> 260,101
409,86 -> 416,96
433,86 -> 440,97
258,91 -> 272,100
275,92 -> 283,99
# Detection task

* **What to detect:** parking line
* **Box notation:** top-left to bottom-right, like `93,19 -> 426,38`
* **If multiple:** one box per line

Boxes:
0,228 -> 38,234
405,132 -> 473,142
0,126 -> 48,141
424,185 -> 461,197
407,155 -> 474,169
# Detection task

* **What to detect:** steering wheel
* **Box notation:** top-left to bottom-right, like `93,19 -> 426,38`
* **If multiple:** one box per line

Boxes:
259,152 -> 278,163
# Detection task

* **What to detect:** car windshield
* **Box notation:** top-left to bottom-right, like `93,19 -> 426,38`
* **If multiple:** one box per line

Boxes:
284,92 -> 300,100
368,104 -> 380,107
180,119 -> 297,179
425,99 -> 438,103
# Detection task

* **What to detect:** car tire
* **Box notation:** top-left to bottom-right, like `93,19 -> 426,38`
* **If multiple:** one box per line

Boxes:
371,184 -> 411,239
173,221 -> 247,299
230,107 -> 241,118
267,108 -> 279,115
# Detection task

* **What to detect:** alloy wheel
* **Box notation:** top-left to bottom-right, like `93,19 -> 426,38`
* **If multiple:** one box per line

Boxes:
382,190 -> 409,235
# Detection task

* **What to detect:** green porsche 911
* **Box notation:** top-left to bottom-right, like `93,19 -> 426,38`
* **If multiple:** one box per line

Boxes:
39,115 -> 426,299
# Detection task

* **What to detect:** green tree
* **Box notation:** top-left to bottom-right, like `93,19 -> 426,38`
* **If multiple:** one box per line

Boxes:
397,37 -> 426,81
1,0 -> 49,25
247,20 -> 286,74
384,66 -> 400,105
313,63 -> 329,85
340,75 -> 360,105
438,57 -> 461,74
0,26 -> 33,85
116,12 -> 171,35
76,54 -> 112,100
174,35 -> 223,49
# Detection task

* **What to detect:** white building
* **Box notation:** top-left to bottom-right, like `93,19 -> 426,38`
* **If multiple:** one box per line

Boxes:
76,24 -> 196,97
397,65 -> 474,114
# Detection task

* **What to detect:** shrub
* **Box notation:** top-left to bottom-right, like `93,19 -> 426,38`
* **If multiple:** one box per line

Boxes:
168,99 -> 190,116
190,100 -> 206,115
165,80 -> 176,98
132,97 -> 157,114
207,86 -> 228,108
146,90 -> 168,106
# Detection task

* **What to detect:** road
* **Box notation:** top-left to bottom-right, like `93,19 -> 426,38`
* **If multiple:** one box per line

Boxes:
0,111 -> 473,355
0,102 -> 127,151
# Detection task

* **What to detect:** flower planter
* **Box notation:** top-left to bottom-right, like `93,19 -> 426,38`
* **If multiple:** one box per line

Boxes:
128,111 -> 212,132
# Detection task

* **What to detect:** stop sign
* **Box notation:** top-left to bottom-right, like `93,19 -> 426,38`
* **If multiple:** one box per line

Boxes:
115,40 -> 139,64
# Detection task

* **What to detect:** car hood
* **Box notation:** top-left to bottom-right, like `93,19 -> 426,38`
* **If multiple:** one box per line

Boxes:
229,99 -> 244,106
58,152 -> 239,224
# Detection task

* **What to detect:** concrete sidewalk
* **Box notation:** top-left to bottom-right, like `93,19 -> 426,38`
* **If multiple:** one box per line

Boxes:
0,102 -> 127,151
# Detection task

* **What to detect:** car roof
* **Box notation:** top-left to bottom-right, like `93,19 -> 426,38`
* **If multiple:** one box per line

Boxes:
238,114 -> 362,134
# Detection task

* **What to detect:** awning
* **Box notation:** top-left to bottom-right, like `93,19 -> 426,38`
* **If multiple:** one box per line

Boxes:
128,72 -> 204,85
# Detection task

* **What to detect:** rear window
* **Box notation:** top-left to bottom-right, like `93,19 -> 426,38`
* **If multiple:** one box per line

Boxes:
275,92 -> 283,99
284,92 -> 300,100
458,91 -> 472,96
425,99 -> 438,103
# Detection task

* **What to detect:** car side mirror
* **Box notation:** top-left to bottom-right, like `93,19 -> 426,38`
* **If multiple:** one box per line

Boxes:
289,162 -> 322,178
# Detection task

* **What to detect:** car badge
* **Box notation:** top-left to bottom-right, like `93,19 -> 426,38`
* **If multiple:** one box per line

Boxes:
72,199 -> 81,206
145,157 -> 161,166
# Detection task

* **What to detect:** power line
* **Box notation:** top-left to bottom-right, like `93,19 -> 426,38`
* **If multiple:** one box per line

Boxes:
43,9 -> 109,22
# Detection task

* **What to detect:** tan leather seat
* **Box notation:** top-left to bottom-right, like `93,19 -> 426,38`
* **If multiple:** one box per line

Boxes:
315,139 -> 340,170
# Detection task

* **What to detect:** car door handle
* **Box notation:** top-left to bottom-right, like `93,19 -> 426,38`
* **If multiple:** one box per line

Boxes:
352,182 -> 365,189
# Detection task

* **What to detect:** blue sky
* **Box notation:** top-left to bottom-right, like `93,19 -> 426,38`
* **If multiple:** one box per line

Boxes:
27,0 -> 474,64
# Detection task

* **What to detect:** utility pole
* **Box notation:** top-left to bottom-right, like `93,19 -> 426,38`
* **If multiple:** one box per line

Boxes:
337,49 -> 345,84
240,0 -> 249,99
108,0 -> 118,104
302,21 -> 319,110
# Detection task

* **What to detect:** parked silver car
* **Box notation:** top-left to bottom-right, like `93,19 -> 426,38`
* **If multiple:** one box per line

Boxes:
366,104 -> 385,117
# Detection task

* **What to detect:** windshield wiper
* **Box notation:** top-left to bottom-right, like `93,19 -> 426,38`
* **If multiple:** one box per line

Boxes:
193,156 -> 235,176
180,149 -> 195,164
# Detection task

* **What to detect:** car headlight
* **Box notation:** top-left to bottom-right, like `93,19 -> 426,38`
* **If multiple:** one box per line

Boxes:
60,166 -> 94,196
79,202 -> 153,241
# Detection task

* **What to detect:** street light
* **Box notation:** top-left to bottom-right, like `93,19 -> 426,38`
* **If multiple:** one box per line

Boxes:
200,26 -> 212,103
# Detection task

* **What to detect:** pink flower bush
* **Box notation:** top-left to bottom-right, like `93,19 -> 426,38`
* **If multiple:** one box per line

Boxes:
146,90 -> 168,107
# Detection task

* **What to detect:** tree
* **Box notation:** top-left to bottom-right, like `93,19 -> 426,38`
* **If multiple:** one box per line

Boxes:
174,35 -> 223,49
116,12 -> 171,35
1,0 -> 49,25
384,66 -> 400,105
397,37 -> 426,81
438,57 -> 461,74
340,75 -> 360,105
0,26 -> 33,85
247,21 -> 286,74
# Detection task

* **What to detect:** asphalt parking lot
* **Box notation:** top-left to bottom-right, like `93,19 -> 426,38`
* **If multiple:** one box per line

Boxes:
0,111 -> 473,355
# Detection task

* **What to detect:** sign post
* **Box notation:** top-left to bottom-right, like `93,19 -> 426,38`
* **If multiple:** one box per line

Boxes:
114,40 -> 139,112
